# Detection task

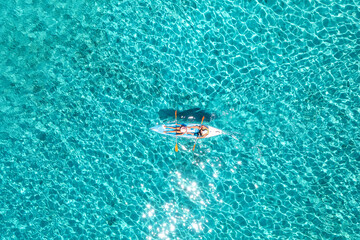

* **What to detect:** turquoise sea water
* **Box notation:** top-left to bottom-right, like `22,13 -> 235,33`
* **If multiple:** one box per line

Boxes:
1,0 -> 360,239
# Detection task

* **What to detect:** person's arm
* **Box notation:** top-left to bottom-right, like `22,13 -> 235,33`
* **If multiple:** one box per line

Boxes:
198,133 -> 208,138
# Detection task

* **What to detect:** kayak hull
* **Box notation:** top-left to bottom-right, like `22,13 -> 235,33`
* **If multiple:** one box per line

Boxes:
150,124 -> 223,139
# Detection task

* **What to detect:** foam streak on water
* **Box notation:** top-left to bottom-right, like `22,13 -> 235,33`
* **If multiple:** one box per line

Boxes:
0,0 -> 359,239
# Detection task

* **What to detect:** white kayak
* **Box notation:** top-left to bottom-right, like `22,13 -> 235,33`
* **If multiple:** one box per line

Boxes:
150,123 -> 223,139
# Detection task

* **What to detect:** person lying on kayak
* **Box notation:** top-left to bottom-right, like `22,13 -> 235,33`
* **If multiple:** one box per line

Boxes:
165,125 -> 187,135
165,125 -> 198,135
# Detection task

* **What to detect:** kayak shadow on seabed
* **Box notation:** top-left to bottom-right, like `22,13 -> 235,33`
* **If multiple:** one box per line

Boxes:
158,108 -> 216,123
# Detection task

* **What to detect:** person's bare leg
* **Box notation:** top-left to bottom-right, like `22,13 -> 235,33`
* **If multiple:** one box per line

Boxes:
165,130 -> 177,133
165,126 -> 180,130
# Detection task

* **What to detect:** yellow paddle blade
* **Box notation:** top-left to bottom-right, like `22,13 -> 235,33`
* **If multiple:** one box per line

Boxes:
175,143 -> 179,152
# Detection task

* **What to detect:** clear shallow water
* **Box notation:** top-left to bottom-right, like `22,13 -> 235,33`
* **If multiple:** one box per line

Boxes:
1,0 -> 359,239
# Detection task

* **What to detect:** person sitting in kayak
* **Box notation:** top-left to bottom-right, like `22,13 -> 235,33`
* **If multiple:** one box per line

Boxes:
198,126 -> 209,138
